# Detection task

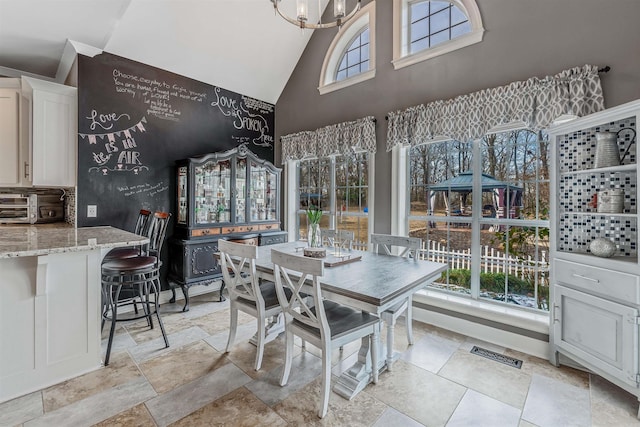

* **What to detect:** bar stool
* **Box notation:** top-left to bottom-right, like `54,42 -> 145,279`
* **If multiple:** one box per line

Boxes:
102,209 -> 152,262
100,212 -> 171,365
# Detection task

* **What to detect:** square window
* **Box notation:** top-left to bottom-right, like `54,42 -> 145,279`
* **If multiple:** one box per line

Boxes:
410,37 -> 430,53
430,9 -> 450,34
430,30 -> 450,47
347,49 -> 360,66
411,21 -> 429,41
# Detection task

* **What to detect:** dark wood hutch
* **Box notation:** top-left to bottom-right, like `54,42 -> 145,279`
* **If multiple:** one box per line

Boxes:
168,144 -> 287,311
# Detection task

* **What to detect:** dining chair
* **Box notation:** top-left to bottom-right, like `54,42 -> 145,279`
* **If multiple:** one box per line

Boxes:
321,229 -> 355,251
271,249 -> 379,419
370,233 -> 422,370
219,239 -> 285,371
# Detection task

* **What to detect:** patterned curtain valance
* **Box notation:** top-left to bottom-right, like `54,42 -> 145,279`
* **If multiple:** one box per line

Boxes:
281,116 -> 376,163
386,64 -> 605,151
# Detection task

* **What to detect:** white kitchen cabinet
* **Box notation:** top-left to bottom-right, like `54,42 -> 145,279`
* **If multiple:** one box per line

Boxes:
0,78 -> 31,187
0,88 -> 22,186
550,99 -> 640,416
21,77 -> 77,187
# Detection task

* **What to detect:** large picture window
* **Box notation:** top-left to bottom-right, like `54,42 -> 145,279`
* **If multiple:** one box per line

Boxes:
407,130 -> 550,312
296,152 -> 371,247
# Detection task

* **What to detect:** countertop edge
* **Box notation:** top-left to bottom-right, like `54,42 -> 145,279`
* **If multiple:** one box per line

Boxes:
0,225 -> 149,259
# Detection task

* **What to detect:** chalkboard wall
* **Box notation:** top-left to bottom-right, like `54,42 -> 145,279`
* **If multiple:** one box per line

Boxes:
77,52 -> 275,235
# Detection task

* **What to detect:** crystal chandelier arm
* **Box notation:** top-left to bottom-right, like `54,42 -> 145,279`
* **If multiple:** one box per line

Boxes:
271,0 -> 361,30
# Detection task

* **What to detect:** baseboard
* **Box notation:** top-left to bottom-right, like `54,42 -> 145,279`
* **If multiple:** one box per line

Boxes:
413,300 -> 550,359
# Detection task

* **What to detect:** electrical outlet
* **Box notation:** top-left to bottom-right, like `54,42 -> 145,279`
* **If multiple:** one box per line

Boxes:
87,205 -> 97,218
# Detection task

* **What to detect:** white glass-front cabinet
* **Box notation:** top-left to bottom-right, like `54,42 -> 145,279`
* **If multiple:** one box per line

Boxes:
550,99 -> 640,413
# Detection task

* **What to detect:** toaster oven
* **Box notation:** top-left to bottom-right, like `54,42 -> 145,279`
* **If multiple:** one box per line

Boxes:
0,194 -> 65,224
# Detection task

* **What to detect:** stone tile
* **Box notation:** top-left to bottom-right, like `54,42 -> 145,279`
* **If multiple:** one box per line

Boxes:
366,360 -> 466,427
521,373 -> 591,427
372,407 -> 424,427
204,321 -> 257,352
438,349 -> 531,409
139,340 -> 228,394
447,389 -> 521,427
42,352 -> 142,412
589,374 -> 640,426
273,376 -> 387,426
245,351 -> 323,407
170,387 -> 288,427
0,391 -> 43,426
93,403 -> 156,427
180,293 -> 229,319
190,307 -> 255,336
145,362 -> 252,427
128,325 -> 210,363
100,326 -> 137,357
224,334 -> 301,380
505,348 -> 590,389
400,330 -> 460,373
125,311 -> 194,344
459,337 -> 506,354
24,377 -> 156,427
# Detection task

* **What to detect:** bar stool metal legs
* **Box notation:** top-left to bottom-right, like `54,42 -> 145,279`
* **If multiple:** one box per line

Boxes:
101,258 -> 169,366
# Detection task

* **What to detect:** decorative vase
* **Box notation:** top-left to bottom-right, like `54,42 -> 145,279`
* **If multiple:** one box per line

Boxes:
589,238 -> 617,258
594,132 -> 621,168
307,223 -> 322,248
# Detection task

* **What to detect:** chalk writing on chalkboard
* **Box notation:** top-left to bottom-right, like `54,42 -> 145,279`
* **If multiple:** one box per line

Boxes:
79,112 -> 150,175
112,68 -> 208,122
211,87 -> 274,148
117,181 -> 169,198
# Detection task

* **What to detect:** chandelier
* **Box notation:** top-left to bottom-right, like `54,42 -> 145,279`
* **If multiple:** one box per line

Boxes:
270,0 -> 361,29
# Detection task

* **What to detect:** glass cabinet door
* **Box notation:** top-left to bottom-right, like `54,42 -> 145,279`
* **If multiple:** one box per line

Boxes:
248,162 -> 277,222
265,169 -> 277,221
195,159 -> 231,224
235,157 -> 247,223
177,166 -> 188,224
250,161 -> 267,221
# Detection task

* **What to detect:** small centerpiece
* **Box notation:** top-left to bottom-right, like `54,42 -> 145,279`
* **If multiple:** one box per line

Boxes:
304,206 -> 326,258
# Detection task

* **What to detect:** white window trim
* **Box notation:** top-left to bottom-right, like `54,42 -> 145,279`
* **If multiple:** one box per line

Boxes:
392,0 -> 484,71
318,1 -> 376,95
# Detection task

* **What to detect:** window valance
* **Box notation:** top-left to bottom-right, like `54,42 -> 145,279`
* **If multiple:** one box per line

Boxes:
386,64 -> 605,150
281,116 -> 376,163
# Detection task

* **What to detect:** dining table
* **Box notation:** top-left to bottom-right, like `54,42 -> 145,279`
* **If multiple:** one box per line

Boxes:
253,241 -> 448,399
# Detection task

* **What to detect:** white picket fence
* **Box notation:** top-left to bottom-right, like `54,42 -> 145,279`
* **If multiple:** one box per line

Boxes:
351,239 -> 548,280
419,240 -> 548,280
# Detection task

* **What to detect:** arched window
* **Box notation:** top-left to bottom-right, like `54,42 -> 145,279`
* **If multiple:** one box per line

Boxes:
392,0 -> 484,70
336,28 -> 370,81
319,1 -> 375,95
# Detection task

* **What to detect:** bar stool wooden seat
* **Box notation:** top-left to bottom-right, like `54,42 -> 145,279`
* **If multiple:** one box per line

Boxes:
100,212 -> 171,365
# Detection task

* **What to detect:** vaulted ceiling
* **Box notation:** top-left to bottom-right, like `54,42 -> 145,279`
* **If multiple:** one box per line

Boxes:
0,0 -> 329,104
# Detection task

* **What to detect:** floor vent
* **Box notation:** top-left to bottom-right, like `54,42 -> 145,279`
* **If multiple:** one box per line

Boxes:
470,346 -> 523,369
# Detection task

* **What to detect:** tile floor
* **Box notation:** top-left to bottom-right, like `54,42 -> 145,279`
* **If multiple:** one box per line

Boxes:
2,292 -> 640,427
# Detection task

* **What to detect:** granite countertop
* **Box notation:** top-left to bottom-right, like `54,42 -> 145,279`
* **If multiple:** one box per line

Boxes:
0,225 -> 148,259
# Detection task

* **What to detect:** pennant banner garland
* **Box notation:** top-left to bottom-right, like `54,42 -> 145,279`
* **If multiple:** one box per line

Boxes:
79,116 -> 147,144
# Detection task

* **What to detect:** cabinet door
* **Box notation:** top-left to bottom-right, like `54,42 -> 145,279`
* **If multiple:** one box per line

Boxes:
553,285 -> 639,387
0,89 -> 21,186
31,87 -> 77,187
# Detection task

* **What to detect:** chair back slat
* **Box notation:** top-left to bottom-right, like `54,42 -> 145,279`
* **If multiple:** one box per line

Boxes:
271,249 -> 329,340
146,212 -> 172,258
322,229 -> 355,250
218,239 -> 262,305
371,233 -> 421,258
133,209 -> 153,235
